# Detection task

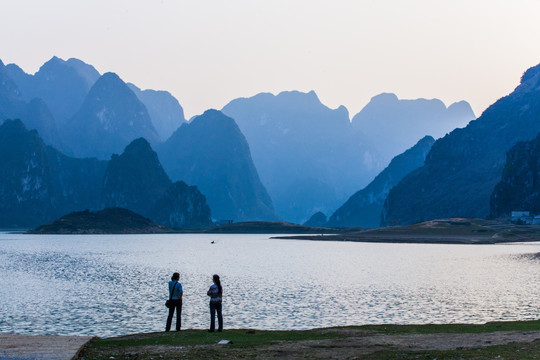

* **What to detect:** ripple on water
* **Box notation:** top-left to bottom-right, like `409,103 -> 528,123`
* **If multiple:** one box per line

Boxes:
1,234 -> 540,336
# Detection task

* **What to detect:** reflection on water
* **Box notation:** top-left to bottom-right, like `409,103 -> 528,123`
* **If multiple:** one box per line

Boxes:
1,234 -> 540,337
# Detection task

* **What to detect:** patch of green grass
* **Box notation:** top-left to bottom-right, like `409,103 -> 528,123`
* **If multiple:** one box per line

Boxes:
91,328 -> 344,349
80,321 -> 540,360
91,320 -> 540,349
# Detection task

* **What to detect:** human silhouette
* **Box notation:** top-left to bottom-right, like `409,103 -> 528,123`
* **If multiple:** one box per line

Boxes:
207,274 -> 223,332
166,272 -> 183,331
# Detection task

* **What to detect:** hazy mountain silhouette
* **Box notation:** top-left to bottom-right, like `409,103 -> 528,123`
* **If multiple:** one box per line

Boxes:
127,83 -> 186,141
0,60 -> 62,148
0,119 -> 106,228
102,138 -> 212,228
3,57 -> 189,152
490,133 -> 540,218
158,109 -> 277,221
382,63 -> 540,225
352,93 -> 475,165
153,181 -> 213,229
0,59 -> 22,118
20,98 -> 62,148
64,72 -> 160,159
222,90 -> 379,223
101,138 -> 171,217
4,56 -> 100,124
0,56 -> 485,227
328,136 -> 435,228
0,121 -> 211,228
303,211 -> 328,227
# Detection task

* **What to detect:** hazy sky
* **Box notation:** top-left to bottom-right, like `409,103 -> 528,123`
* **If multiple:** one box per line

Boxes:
1,0 -> 540,119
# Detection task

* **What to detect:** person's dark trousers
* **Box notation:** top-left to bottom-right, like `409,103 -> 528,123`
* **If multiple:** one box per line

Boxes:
166,299 -> 182,331
210,302 -> 223,331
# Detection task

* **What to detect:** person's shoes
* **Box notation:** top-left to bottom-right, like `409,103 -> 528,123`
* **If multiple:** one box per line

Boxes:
218,329 -> 223,332
208,329 -> 215,332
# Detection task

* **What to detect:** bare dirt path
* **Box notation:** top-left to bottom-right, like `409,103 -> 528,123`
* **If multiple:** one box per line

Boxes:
0,334 -> 93,360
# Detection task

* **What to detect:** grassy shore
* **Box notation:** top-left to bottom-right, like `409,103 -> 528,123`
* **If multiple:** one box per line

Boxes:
275,218 -> 540,244
78,320 -> 540,359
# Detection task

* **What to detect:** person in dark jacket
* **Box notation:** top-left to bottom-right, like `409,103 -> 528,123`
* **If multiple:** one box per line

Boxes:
166,272 -> 183,331
207,274 -> 223,332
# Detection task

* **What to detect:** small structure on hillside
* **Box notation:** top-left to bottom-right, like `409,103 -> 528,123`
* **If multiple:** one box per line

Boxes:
216,219 -> 234,225
511,211 -> 532,224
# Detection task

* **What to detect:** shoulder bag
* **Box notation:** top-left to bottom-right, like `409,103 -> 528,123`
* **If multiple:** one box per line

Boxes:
165,281 -> 178,308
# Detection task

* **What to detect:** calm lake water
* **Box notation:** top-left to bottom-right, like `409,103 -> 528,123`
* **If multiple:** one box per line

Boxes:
1,233 -> 540,337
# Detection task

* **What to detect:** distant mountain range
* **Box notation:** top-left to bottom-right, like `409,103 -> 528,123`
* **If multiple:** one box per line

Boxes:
64,72 -> 160,159
0,119 -> 106,228
1,57 -> 185,156
352,93 -> 475,165
3,55 -> 505,227
0,59 -> 63,148
101,138 -> 173,218
4,56 -> 100,125
327,136 -> 435,228
222,90 -> 473,223
102,137 -> 213,228
127,83 -> 186,141
0,120 -> 212,228
383,62 -> 540,225
222,90 -> 377,223
158,109 -> 278,221
0,57 -> 278,223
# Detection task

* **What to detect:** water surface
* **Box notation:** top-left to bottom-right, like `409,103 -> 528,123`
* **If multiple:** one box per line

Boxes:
1,234 -> 539,337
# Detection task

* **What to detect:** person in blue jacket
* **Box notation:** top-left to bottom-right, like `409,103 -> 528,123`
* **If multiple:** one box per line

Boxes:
166,272 -> 183,331
207,274 -> 223,332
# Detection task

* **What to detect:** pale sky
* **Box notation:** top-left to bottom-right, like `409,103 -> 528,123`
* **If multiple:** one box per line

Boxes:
1,0 -> 540,119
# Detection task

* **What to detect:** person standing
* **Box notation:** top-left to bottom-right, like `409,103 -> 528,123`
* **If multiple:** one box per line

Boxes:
166,272 -> 183,331
207,274 -> 223,332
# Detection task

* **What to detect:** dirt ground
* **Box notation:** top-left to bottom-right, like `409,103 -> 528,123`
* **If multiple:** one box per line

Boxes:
86,328 -> 540,359
0,334 -> 93,360
264,329 -> 540,358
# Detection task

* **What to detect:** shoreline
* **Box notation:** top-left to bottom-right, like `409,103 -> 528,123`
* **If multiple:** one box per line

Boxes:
69,320 -> 540,359
16,217 -> 540,245
4,320 -> 540,359
274,218 -> 540,244
271,233 -> 540,244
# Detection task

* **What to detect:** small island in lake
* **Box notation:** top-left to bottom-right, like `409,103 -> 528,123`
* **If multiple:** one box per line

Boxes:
29,207 -> 176,234
27,208 -> 357,235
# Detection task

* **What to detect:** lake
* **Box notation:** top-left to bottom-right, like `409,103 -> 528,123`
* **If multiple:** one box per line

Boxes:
1,233 -> 540,337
